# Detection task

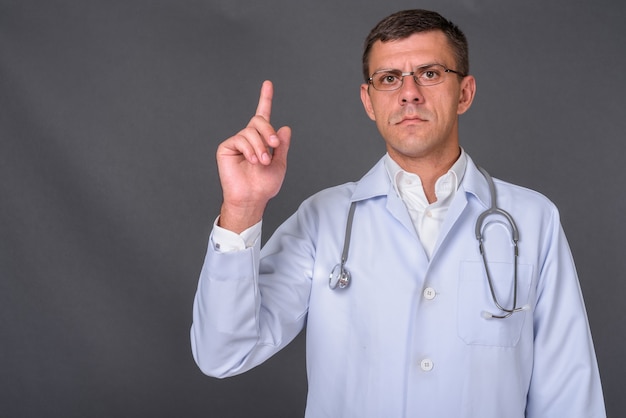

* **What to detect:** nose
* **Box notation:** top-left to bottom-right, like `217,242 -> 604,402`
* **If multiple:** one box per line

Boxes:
399,74 -> 423,104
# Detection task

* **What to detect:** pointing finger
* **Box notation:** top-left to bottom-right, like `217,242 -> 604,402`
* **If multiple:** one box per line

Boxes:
255,80 -> 273,122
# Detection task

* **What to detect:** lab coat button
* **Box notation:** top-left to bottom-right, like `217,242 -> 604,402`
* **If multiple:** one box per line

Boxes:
420,358 -> 434,372
423,287 -> 436,300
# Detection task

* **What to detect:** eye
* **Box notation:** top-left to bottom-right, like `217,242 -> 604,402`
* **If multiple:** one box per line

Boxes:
377,72 -> 401,85
418,66 -> 443,83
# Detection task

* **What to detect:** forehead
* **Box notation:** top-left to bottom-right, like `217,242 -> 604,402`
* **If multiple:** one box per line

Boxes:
368,31 -> 455,70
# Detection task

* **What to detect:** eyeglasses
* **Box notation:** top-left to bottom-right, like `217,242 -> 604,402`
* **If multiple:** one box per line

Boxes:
368,63 -> 466,91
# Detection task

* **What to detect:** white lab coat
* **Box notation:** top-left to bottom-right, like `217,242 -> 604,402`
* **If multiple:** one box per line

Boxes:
191,154 -> 605,417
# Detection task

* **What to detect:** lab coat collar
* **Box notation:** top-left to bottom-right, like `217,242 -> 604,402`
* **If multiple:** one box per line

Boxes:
350,152 -> 492,209
350,157 -> 418,243
461,155 -> 492,210
350,158 -> 393,202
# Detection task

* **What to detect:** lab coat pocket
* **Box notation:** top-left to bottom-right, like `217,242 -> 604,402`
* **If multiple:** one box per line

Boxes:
458,261 -> 533,347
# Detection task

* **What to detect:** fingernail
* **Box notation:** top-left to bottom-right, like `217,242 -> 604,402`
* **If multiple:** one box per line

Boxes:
261,153 -> 271,164
269,135 -> 279,145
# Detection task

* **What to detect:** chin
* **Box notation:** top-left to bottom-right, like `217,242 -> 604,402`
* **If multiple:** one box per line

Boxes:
387,140 -> 452,161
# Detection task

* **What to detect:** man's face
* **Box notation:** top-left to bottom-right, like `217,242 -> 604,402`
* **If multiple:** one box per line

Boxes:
360,31 -> 475,168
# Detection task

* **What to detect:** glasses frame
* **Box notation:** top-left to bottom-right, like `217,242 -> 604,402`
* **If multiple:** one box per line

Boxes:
367,63 -> 466,91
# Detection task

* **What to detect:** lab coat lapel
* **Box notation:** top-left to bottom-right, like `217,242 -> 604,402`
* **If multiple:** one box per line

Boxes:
351,157 -> 429,261
385,186 -> 421,239
430,186 -> 469,259
382,173 -> 431,264
430,156 -> 491,260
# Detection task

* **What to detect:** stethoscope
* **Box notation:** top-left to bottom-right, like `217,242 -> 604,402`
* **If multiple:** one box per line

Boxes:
329,166 -> 529,320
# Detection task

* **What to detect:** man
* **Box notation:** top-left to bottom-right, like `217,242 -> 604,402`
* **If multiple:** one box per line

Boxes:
191,9 -> 606,417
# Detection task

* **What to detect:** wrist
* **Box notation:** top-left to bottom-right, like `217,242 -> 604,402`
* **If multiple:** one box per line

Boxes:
218,201 -> 266,234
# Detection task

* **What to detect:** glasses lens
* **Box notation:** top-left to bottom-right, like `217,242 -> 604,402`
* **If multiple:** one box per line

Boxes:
371,70 -> 403,91
415,64 -> 446,86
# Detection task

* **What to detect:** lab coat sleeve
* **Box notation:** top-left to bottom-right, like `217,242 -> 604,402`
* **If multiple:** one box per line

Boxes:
526,207 -> 606,417
190,209 -> 314,378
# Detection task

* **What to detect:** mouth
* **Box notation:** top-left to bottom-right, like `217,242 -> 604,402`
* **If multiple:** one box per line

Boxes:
389,107 -> 429,125
392,115 -> 427,125
400,115 -> 425,123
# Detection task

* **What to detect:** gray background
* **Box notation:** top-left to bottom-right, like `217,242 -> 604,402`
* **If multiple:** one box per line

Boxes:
2,0 -> 624,416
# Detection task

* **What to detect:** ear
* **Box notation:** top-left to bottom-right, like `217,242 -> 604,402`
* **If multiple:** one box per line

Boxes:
360,83 -> 376,121
457,75 -> 476,115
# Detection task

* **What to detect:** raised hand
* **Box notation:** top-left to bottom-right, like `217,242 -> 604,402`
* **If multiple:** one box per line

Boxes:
216,80 -> 292,233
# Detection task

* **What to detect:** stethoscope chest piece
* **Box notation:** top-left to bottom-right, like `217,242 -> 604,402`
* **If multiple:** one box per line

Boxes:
329,263 -> 351,289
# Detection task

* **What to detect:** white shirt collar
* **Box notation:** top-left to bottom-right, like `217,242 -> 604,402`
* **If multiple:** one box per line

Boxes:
384,148 -> 467,205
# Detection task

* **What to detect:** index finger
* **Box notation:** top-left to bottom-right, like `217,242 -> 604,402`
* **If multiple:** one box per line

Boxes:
255,80 -> 273,121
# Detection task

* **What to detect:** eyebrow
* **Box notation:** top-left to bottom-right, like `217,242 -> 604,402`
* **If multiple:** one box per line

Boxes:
370,62 -> 444,74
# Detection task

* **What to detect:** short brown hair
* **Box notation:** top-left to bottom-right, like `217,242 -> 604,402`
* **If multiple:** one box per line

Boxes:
362,9 -> 469,82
